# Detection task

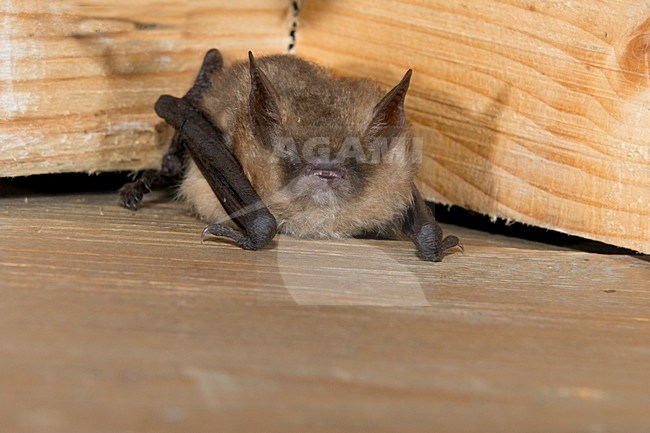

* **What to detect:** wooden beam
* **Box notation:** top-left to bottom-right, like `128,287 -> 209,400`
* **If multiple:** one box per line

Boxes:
0,192 -> 649,432
0,0 -> 291,176
296,0 -> 650,253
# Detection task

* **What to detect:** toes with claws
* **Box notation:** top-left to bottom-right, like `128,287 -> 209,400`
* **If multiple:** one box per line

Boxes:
118,180 -> 149,211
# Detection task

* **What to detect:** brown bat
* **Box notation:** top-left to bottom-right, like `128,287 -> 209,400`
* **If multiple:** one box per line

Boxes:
119,49 -> 462,261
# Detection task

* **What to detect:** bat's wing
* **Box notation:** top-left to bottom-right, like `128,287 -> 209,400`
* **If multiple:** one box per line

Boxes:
154,95 -> 276,250
402,184 -> 463,262
122,49 -> 276,250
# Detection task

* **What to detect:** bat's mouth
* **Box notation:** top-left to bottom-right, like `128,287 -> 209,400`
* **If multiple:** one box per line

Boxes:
294,164 -> 352,205
303,161 -> 348,183
309,169 -> 346,182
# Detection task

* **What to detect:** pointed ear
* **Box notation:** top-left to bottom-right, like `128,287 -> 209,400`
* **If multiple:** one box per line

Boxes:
365,69 -> 412,147
248,51 -> 283,149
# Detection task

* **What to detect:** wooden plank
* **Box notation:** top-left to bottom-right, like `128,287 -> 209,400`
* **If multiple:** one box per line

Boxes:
296,0 -> 650,254
0,192 -> 649,432
0,0 -> 292,177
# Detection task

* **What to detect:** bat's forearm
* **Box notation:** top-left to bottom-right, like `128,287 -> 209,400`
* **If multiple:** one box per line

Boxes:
155,94 -> 277,250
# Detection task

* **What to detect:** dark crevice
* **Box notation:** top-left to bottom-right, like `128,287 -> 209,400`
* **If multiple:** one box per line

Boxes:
287,0 -> 300,53
0,172 -> 132,196
428,203 -> 643,257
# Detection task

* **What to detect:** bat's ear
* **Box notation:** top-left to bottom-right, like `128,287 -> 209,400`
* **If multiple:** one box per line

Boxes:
248,51 -> 283,149
364,69 -> 412,149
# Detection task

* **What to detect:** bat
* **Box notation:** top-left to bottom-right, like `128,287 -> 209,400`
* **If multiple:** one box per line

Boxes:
119,48 -> 462,261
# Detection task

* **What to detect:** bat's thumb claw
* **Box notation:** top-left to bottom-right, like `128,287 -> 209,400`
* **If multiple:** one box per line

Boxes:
441,235 -> 463,253
201,223 -> 258,250
201,224 -> 220,245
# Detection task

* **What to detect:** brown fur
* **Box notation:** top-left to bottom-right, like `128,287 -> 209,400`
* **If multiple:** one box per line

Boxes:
178,54 -> 419,238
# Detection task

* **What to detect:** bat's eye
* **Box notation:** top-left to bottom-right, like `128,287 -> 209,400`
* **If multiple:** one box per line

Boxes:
283,156 -> 300,173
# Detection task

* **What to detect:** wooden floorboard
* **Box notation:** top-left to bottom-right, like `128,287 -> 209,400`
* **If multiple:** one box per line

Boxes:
0,192 -> 648,432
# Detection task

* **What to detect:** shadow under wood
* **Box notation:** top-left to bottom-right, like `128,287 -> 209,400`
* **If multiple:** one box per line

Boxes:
430,202 -> 646,260
0,172 -> 134,197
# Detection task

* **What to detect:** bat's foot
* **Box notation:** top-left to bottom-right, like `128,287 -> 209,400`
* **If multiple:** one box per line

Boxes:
118,179 -> 150,211
413,223 -> 464,262
118,161 -> 182,211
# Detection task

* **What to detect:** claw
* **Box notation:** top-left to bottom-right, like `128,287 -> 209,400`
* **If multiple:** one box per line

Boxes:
118,182 -> 143,211
201,223 -> 258,250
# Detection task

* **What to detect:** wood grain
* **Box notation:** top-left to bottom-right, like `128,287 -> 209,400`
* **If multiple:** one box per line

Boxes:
296,0 -> 650,254
0,192 -> 649,432
0,0 -> 292,176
